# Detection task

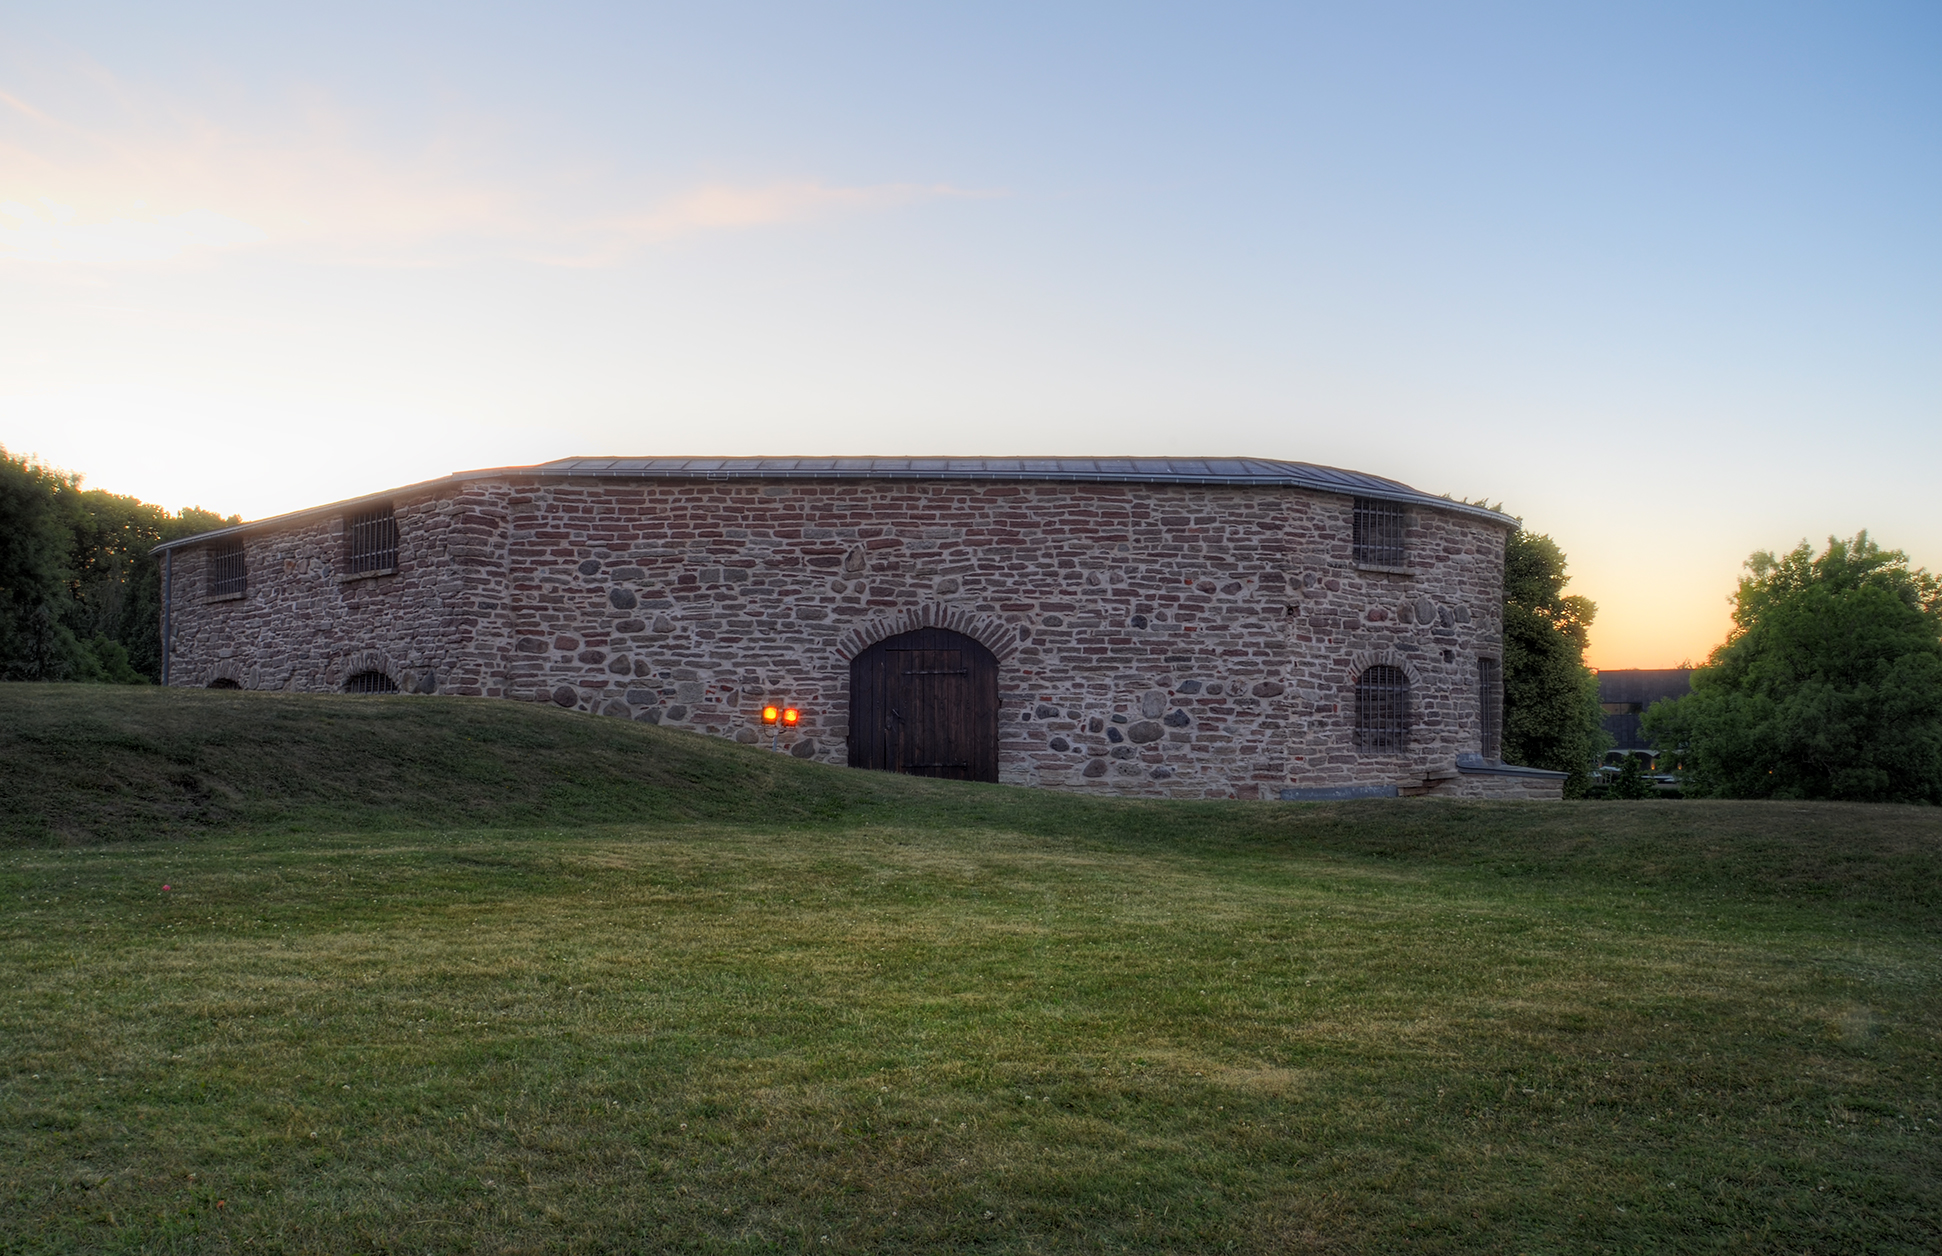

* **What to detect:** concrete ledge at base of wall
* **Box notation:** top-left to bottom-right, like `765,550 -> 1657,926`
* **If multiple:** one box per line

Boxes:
1279,785 -> 1400,801
1453,754 -> 1571,781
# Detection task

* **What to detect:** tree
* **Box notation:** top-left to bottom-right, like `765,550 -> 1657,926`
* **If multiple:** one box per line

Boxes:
1608,753 -> 1655,800
1643,533 -> 1942,803
64,489 -> 235,681
0,447 -> 85,681
0,446 -> 237,684
1501,527 -> 1609,796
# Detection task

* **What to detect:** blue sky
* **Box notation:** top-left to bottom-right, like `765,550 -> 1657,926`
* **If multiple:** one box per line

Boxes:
2,2 -> 1936,665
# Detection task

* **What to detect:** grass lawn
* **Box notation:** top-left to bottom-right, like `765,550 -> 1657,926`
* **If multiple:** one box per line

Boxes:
2,686 -> 1939,1253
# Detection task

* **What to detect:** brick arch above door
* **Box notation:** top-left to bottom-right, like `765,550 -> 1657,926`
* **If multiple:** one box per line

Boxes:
835,603 -> 1021,663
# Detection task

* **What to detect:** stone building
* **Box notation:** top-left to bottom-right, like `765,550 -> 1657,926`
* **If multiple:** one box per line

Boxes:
154,457 -> 1565,799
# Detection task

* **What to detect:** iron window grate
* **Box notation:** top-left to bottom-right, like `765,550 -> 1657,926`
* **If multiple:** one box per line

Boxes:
1355,664 -> 1410,751
1478,657 -> 1503,761
1352,498 -> 1406,567
345,670 -> 398,694
207,538 -> 247,597
347,504 -> 398,574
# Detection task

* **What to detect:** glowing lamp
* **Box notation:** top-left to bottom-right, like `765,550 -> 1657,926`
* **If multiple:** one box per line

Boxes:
782,707 -> 800,726
761,705 -> 780,725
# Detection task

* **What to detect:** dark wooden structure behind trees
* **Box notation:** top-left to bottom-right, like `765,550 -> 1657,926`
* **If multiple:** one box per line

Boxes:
1597,669 -> 1692,751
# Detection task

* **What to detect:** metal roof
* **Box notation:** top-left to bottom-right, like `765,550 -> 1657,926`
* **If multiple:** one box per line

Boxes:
534,457 -> 1511,523
154,455 -> 1513,552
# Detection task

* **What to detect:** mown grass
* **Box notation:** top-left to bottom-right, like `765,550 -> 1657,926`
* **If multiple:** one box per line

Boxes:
1,687 -> 1938,1253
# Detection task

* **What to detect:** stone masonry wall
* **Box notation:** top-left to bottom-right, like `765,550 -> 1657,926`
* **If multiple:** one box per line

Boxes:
164,481 -> 515,698
496,475 -> 1509,799
165,473 -> 1515,799
1450,772 -> 1569,800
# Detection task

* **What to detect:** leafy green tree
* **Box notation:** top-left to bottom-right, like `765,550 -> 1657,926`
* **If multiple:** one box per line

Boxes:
1501,527 -> 1609,796
63,489 -> 235,681
1,446 -> 237,684
1608,753 -> 1655,800
1643,533 -> 1942,803
0,447 -> 85,681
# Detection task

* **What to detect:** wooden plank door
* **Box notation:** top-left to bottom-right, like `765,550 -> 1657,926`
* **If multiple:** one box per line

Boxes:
848,627 -> 999,782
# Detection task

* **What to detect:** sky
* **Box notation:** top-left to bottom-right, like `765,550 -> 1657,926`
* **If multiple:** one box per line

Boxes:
2,2 -> 1936,669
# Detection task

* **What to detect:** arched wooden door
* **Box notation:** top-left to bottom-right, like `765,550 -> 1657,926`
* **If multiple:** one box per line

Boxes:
848,627 -> 999,782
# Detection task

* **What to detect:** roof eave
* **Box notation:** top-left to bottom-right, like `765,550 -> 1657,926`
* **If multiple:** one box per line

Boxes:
149,467 -> 509,555
517,461 -> 1516,526
151,459 -> 1517,554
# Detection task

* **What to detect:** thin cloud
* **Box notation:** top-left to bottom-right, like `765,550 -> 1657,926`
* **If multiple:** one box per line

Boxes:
632,180 -> 980,236
0,88 -> 58,126
0,73 -> 995,268
0,199 -> 263,264
517,180 -> 993,265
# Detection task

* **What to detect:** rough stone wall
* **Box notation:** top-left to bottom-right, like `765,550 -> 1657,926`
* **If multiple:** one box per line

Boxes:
164,481 -> 515,698
165,472 -> 1512,799
496,476 -> 1509,798
1450,773 -> 1566,800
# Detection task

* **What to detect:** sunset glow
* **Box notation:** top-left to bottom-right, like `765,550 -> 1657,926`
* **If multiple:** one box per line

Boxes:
4,3 -> 1936,669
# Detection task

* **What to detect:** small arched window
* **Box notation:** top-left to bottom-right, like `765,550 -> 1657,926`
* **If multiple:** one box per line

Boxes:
1355,665 -> 1410,751
345,670 -> 399,694
207,678 -> 242,690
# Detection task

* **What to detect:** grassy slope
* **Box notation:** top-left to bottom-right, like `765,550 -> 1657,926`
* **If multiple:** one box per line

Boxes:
1,686 -> 1939,1253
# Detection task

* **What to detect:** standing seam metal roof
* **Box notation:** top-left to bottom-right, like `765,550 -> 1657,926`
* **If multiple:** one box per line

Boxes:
533,457 -> 1508,522
152,455 -> 1513,552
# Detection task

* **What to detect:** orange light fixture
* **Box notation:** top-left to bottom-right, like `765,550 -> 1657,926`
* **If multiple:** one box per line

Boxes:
782,707 -> 800,726
761,705 -> 780,725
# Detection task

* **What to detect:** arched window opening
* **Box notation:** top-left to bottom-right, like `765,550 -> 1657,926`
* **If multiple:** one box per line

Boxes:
206,678 -> 241,690
1355,665 -> 1410,752
345,670 -> 399,694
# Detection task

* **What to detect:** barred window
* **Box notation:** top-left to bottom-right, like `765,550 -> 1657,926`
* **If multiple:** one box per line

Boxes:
1354,665 -> 1410,751
345,670 -> 399,694
1352,498 -> 1406,567
206,678 -> 241,690
1478,657 -> 1503,761
206,537 -> 246,598
347,504 -> 398,574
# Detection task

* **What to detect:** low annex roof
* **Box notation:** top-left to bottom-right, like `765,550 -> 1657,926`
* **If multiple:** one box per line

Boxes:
153,455 -> 1514,552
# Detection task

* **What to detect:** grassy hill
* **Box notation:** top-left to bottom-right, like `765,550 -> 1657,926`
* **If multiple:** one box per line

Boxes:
2,685 -> 1939,1252
0,684 -> 954,842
